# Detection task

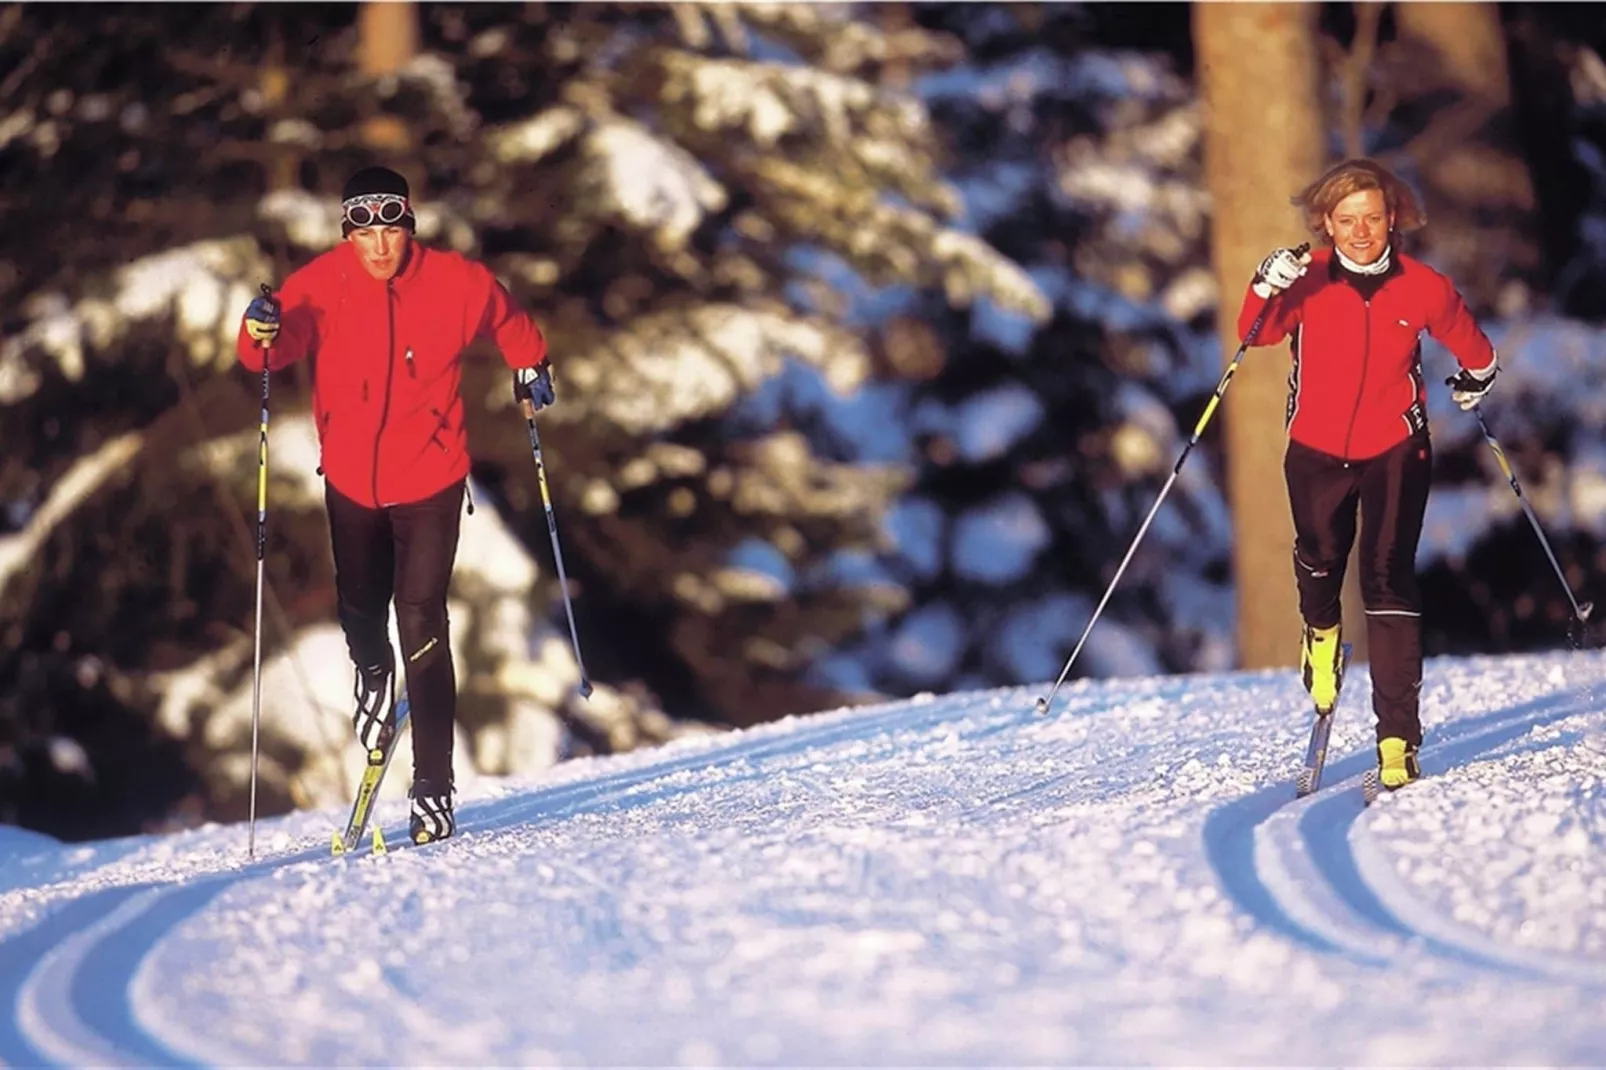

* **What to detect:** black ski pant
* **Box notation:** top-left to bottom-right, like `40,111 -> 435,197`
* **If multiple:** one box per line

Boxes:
1284,432 -> 1432,748
325,479 -> 464,789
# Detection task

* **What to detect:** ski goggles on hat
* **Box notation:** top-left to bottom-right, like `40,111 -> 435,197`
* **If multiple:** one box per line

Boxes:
342,193 -> 411,229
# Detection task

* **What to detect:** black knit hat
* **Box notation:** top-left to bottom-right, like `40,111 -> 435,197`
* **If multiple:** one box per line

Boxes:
341,166 -> 416,235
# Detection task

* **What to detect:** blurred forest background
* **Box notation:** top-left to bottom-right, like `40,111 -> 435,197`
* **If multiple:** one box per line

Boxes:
5,1 -> 1606,842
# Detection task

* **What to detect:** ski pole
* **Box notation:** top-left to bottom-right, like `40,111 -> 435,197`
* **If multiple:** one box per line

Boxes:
1469,403 -> 1593,629
1034,245 -> 1307,716
520,395 -> 594,699
248,283 -> 274,859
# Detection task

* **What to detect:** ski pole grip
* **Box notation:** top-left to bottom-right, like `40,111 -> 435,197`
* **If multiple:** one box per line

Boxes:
258,282 -> 277,351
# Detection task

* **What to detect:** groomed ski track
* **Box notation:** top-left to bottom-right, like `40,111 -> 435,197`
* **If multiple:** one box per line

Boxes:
1,651 -> 1603,1065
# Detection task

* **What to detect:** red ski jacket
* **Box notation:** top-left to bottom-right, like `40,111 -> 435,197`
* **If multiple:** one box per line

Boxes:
237,242 -> 547,508
1237,248 -> 1496,461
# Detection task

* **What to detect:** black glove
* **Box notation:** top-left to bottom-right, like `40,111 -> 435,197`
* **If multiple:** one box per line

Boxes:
1446,364 -> 1497,411
513,364 -> 555,412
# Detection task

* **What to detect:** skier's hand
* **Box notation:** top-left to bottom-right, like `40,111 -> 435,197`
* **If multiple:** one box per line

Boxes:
1446,363 -> 1497,411
513,364 -> 555,413
1252,246 -> 1312,299
244,291 -> 281,347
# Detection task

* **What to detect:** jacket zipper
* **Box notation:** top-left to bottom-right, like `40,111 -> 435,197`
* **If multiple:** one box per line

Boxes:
373,280 -> 397,505
1342,296 -> 1371,461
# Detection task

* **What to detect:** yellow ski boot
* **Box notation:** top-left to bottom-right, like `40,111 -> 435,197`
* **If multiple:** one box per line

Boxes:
1377,737 -> 1420,790
1300,623 -> 1344,715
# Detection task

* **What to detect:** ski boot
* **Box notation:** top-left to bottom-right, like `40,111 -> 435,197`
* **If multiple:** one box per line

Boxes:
1300,622 -> 1344,715
1362,736 -> 1421,805
1295,622 -> 1351,798
409,778 -> 456,846
1377,737 -> 1420,790
352,657 -> 398,762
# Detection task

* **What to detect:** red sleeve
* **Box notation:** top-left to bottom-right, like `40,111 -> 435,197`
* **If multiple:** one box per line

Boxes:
1239,276 -> 1304,343
236,268 -> 318,373
1426,275 -> 1497,374
1236,282 -> 1305,346
1237,286 -> 1275,342
470,262 -> 547,370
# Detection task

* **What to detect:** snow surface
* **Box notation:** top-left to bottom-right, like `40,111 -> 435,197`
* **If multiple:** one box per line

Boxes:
3,650 -> 1606,1065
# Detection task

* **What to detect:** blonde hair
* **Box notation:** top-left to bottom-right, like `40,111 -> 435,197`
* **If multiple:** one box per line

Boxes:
1293,158 -> 1426,244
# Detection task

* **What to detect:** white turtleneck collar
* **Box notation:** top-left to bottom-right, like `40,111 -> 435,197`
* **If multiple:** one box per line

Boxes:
1334,244 -> 1392,276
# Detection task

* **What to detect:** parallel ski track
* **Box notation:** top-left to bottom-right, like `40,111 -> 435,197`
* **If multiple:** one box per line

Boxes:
0,685 -> 1045,1067
4,675 -> 1602,1067
1208,681 -> 1606,987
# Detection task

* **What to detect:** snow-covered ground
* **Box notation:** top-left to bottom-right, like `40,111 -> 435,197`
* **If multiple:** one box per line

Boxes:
3,649 -> 1606,1065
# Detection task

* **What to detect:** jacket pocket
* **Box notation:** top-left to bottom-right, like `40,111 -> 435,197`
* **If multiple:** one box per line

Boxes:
428,406 -> 454,452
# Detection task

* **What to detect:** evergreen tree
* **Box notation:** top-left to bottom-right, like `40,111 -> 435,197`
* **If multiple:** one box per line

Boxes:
838,3 -> 1237,696
0,2 -> 1046,837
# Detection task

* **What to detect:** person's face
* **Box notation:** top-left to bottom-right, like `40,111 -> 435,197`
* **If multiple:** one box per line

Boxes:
348,226 -> 412,280
1324,188 -> 1393,265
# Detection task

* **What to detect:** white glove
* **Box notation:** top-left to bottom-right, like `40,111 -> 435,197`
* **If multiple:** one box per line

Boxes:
1252,247 -> 1312,299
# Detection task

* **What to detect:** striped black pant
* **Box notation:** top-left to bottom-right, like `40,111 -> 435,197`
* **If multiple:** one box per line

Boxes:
325,479 -> 465,788
1284,433 -> 1432,747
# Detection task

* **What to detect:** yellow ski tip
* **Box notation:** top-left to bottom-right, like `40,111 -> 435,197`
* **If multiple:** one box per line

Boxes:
372,826 -> 388,855
331,831 -> 347,857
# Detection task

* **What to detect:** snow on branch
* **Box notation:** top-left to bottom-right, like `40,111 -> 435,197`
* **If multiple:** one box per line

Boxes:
485,105 -> 586,165
577,118 -> 729,253
729,430 -> 909,524
928,230 -> 1053,323
489,107 -> 731,256
723,2 -> 964,76
194,411 -> 327,514
0,239 -> 270,404
0,430 -> 143,601
1055,102 -> 1209,247
398,53 -> 478,140
257,190 -> 342,251
753,159 -> 1050,322
549,304 -> 870,435
654,50 -> 957,217
660,50 -> 875,145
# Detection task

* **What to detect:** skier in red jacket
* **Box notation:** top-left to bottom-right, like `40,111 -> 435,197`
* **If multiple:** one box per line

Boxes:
238,165 -> 553,843
1238,158 -> 1498,793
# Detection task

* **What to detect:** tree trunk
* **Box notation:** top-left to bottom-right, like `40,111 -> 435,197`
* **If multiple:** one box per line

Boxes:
1195,2 -> 1327,670
1389,1 -> 1538,312
357,0 -> 418,153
